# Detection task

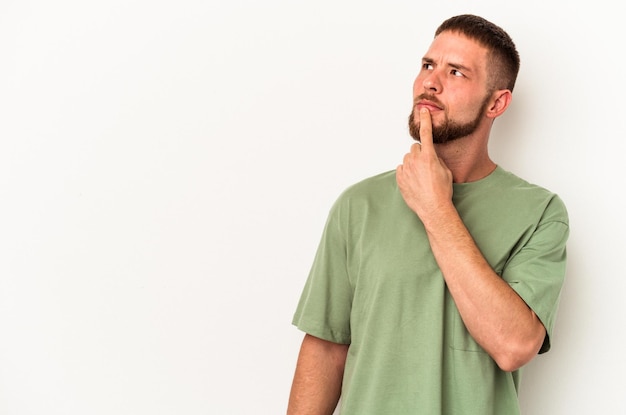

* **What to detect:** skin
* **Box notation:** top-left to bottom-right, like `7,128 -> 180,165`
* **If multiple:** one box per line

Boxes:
287,334 -> 348,415
287,31 -> 546,414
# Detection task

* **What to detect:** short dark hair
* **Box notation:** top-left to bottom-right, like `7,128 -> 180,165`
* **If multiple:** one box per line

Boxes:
435,14 -> 520,92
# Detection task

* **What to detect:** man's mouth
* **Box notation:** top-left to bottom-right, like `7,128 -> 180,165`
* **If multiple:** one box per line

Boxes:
415,96 -> 444,112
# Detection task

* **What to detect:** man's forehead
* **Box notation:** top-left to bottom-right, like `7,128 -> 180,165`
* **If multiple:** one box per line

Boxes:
423,32 -> 487,68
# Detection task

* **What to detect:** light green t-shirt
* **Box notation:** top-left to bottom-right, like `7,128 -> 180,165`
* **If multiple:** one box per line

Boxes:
292,166 -> 569,415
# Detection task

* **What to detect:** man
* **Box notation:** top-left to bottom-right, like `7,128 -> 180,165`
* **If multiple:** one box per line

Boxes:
287,14 -> 569,415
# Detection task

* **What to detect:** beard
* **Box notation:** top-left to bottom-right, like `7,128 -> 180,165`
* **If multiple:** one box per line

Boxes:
408,95 -> 490,144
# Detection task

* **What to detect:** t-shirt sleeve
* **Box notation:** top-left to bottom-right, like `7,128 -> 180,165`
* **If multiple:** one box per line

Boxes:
292,197 -> 353,344
502,194 -> 569,354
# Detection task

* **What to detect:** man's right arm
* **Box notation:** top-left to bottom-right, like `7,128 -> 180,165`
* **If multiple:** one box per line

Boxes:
287,334 -> 349,415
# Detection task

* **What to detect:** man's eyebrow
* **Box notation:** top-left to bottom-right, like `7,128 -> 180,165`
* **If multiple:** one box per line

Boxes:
449,62 -> 472,73
421,56 -> 473,73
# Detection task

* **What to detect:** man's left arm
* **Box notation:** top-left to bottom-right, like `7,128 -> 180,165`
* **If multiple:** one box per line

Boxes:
396,108 -> 545,372
419,204 -> 546,372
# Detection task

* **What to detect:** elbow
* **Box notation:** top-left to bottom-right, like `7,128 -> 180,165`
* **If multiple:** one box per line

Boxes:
492,329 -> 546,372
493,353 -> 529,373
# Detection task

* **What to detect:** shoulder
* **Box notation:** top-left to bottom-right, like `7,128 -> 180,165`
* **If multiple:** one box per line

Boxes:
338,170 -> 397,201
496,167 -> 569,224
325,170 -> 399,223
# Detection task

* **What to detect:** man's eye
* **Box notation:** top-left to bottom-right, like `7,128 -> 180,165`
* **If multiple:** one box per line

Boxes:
422,63 -> 434,70
451,69 -> 463,77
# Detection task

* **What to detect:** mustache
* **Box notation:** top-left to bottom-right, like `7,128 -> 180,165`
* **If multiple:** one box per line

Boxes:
414,94 -> 445,109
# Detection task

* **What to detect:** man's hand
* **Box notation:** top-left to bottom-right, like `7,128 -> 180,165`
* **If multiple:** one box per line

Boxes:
396,108 -> 453,220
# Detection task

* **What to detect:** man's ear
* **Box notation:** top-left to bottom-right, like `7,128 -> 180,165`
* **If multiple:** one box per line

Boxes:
486,90 -> 512,119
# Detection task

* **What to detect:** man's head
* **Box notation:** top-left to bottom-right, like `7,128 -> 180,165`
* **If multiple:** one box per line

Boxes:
409,15 -> 519,144
435,14 -> 520,93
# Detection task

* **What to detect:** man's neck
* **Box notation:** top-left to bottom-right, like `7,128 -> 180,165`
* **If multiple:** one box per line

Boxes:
435,138 -> 496,183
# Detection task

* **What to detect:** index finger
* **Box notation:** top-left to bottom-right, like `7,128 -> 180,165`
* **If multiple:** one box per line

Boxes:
419,107 -> 434,153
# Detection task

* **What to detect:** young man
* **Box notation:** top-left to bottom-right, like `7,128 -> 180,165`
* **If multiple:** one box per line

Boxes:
288,14 -> 569,415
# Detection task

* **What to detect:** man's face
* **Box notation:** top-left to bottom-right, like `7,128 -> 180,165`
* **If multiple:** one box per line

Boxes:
408,32 -> 492,144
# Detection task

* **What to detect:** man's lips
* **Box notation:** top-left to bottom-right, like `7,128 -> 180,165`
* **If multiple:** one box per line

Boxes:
416,99 -> 443,112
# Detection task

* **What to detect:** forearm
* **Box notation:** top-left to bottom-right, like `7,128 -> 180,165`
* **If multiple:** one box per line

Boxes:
424,204 -> 545,371
287,334 -> 349,415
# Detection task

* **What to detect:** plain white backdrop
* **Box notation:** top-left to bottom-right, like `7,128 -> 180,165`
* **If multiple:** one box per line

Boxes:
0,1 -> 624,414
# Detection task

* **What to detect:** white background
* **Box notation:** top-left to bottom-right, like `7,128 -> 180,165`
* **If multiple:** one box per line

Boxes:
0,1 -> 623,414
